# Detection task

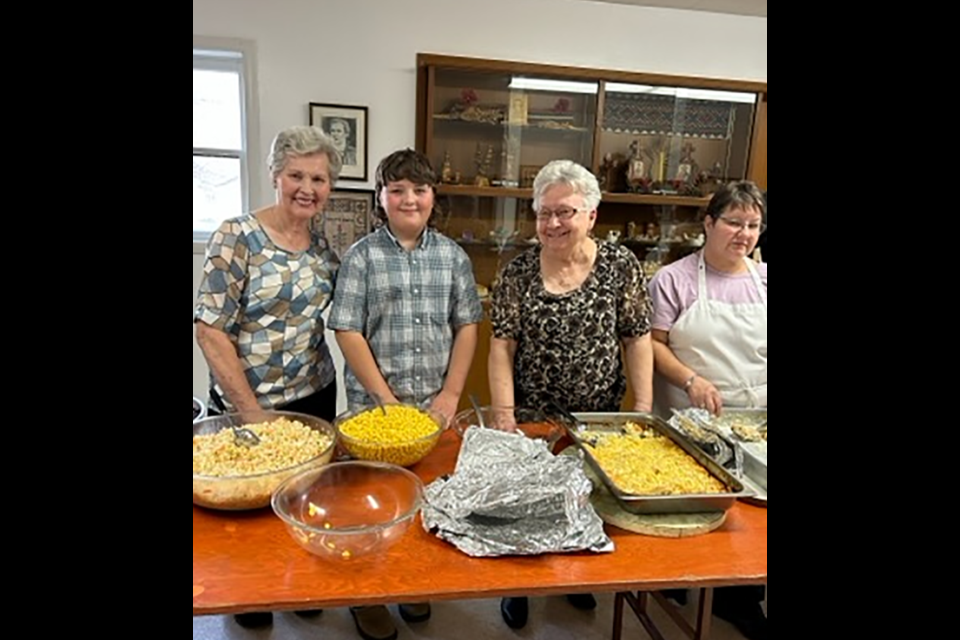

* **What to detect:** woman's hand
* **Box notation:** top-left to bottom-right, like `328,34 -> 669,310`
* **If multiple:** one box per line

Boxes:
489,406 -> 518,433
687,376 -> 723,416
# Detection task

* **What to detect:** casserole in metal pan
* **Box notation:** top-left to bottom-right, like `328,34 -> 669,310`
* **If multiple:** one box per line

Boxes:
564,412 -> 752,514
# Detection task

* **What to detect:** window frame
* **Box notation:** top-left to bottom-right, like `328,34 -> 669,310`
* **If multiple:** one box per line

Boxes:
193,36 -> 261,251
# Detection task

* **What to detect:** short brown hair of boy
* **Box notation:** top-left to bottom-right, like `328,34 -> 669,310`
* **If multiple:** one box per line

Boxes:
373,148 -> 443,227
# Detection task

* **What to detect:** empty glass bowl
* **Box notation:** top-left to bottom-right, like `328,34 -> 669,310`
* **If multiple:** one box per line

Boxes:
452,406 -> 565,451
333,404 -> 444,467
193,410 -> 337,511
271,461 -> 425,562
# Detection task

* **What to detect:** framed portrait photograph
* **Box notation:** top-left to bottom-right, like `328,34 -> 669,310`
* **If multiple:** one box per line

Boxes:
309,102 -> 368,182
312,189 -> 376,259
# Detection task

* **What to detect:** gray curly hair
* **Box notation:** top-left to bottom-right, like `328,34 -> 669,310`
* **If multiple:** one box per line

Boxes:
531,160 -> 601,212
266,125 -> 343,183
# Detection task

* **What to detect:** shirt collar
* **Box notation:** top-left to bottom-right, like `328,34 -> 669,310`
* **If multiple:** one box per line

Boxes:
382,224 -> 432,251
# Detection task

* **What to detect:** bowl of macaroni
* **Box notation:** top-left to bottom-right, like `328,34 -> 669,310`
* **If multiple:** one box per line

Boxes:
192,410 -> 337,510
271,460 -> 424,562
333,404 -> 444,467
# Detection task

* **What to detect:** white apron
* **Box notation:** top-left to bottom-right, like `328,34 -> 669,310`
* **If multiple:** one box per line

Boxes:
654,252 -> 767,417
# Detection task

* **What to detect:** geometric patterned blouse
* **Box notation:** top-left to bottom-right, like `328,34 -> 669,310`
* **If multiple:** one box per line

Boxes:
194,213 -> 339,411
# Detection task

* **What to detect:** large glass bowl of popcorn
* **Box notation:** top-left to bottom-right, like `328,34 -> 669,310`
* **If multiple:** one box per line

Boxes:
271,461 -> 424,562
333,403 -> 445,467
192,410 -> 337,511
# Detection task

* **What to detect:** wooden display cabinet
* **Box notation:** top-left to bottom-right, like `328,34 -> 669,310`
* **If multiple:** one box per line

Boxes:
415,53 -> 767,409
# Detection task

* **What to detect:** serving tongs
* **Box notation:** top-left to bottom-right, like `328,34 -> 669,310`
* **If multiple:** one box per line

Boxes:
543,402 -> 596,444
670,408 -> 741,477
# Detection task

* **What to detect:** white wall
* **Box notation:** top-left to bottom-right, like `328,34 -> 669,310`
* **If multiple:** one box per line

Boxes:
192,0 -> 767,412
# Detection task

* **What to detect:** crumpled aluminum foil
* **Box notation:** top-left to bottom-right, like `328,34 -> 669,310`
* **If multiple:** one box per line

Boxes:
421,428 -> 613,557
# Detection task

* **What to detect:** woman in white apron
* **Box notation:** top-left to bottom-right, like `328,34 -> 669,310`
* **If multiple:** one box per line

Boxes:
649,182 -> 767,417
648,180 -> 768,640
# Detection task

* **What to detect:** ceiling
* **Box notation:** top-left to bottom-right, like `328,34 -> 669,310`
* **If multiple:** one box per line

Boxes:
586,0 -> 766,17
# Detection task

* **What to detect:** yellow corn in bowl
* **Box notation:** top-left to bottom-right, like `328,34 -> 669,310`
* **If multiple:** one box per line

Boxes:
333,404 -> 444,467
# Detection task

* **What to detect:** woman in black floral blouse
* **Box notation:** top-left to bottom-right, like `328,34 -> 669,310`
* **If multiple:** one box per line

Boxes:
487,159 -> 654,630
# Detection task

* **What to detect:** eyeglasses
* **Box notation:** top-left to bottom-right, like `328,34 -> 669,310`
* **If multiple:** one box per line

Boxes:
718,216 -> 766,234
535,207 -> 582,221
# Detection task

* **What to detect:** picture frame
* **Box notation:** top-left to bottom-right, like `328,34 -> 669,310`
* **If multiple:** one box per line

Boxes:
309,102 -> 369,182
312,189 -> 376,259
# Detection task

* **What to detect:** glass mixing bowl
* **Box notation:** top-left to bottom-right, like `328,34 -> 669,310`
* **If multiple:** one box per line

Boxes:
271,461 -> 424,562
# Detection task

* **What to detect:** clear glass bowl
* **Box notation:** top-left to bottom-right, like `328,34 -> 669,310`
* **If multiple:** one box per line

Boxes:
271,461 -> 424,562
192,410 -> 337,511
333,404 -> 444,467
452,405 -> 565,452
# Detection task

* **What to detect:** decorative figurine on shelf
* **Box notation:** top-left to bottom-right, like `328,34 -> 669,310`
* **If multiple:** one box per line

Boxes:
496,146 -> 519,187
675,141 -> 699,184
626,221 -> 637,240
474,143 -> 493,187
626,140 -> 652,193
644,222 -> 660,241
605,229 -> 622,245
599,152 -> 627,192
440,151 -> 455,184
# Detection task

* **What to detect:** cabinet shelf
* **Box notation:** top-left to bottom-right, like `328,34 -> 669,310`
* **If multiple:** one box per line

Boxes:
600,192 -> 710,207
433,115 -> 591,134
437,185 -> 531,198
437,184 -> 709,208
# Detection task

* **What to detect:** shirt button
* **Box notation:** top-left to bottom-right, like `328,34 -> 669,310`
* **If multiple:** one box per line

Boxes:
415,348 -> 421,353
414,318 -> 421,324
413,289 -> 419,294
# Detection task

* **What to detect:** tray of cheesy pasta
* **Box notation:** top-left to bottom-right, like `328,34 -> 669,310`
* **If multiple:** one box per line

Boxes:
565,412 -> 752,514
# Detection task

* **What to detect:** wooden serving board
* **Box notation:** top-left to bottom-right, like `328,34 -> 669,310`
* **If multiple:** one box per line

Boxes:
562,448 -> 726,537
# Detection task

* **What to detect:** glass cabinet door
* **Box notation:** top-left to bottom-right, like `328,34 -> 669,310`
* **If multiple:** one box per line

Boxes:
599,82 -> 759,195
429,67 -> 597,190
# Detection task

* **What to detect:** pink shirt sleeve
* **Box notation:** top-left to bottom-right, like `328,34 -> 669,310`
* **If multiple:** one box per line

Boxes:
648,253 -> 698,332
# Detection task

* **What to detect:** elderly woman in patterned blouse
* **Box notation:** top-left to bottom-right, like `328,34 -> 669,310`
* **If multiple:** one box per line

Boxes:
487,159 -> 654,630
194,125 -> 342,627
195,124 -> 342,419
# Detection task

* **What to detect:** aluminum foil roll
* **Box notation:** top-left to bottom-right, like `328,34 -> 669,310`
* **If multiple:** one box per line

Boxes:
421,428 -> 613,557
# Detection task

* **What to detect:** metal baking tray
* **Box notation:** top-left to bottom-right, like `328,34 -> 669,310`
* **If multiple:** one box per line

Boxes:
565,412 -> 752,514
699,409 -> 767,495
740,442 -> 767,492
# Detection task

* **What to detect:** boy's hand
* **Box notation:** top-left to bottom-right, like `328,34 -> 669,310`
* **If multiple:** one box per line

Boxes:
429,391 -> 459,429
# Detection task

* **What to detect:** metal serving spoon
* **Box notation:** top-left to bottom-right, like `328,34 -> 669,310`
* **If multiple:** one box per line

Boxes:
469,393 -> 488,429
209,391 -> 261,447
370,392 -> 389,416
231,424 -> 261,448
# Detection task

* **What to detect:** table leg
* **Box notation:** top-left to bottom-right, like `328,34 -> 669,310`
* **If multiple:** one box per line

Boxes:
612,592 -> 624,640
616,591 -> 668,640
613,587 -> 717,640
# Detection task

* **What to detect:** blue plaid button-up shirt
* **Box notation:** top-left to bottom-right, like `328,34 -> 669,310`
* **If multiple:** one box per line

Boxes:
328,226 -> 483,409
